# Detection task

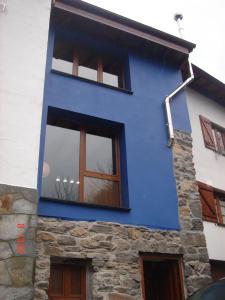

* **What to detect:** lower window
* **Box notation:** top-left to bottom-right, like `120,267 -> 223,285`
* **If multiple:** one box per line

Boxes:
141,254 -> 185,300
48,261 -> 87,300
42,116 -> 121,207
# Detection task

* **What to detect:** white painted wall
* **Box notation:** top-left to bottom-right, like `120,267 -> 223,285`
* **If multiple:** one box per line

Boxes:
187,88 -> 225,261
0,0 -> 51,189
203,221 -> 225,261
186,88 -> 225,191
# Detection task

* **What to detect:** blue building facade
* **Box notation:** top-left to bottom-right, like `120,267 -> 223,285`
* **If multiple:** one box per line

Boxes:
34,2 -> 212,299
38,22 -> 191,230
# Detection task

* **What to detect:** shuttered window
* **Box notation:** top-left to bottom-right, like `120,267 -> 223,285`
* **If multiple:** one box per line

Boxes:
198,182 -> 217,222
199,115 -> 216,150
198,182 -> 225,225
48,263 -> 86,300
199,115 -> 225,155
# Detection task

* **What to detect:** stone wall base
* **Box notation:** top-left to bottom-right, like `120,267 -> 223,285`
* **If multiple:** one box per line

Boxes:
34,217 -> 211,300
0,184 -> 38,300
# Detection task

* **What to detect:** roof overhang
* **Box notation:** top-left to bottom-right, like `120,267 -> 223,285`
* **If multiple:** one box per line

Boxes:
52,0 -> 196,65
184,65 -> 225,106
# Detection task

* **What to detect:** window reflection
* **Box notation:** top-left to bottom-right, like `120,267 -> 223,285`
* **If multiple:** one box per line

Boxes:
86,133 -> 116,175
42,125 -> 80,201
84,177 -> 120,206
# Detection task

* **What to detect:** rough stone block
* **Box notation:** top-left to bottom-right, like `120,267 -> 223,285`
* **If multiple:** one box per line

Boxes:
0,286 -> 33,300
12,198 -> 36,214
0,215 -> 29,240
6,257 -> 34,286
0,241 -> 13,259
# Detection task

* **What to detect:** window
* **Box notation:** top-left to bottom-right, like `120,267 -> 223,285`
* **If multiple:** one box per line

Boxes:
48,261 -> 87,300
199,115 -> 225,155
42,117 -> 121,207
52,39 -> 126,89
141,254 -> 185,300
198,181 -> 225,225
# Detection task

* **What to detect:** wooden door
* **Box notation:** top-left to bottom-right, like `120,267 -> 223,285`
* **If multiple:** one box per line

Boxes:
48,263 -> 86,300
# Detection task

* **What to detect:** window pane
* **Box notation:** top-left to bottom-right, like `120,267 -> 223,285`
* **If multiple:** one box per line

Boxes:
84,177 -> 120,206
78,48 -> 97,81
49,266 -> 63,295
42,125 -> 80,201
70,267 -> 82,295
103,55 -> 123,88
52,39 -> 73,75
86,133 -> 116,175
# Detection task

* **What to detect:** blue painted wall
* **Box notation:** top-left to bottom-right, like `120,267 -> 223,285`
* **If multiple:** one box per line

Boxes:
37,26 -> 191,230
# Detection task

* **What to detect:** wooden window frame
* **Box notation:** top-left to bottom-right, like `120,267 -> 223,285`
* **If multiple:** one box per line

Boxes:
140,254 -> 185,300
43,120 -> 122,207
79,127 -> 121,207
199,115 -> 225,155
48,262 -> 87,300
198,181 -> 225,226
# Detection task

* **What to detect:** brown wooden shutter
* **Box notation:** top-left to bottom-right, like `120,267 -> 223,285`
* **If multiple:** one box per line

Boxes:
215,129 -> 225,154
198,182 -> 217,222
199,115 -> 216,150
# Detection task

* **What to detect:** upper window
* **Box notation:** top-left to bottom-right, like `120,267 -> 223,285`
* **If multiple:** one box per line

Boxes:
42,117 -> 121,207
199,115 -> 225,155
198,181 -> 225,225
52,39 -> 126,89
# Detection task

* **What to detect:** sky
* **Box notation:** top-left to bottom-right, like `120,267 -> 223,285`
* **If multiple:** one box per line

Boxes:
85,0 -> 225,83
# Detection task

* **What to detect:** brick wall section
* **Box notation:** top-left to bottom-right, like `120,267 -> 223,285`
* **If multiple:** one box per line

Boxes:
0,184 -> 38,300
173,129 -> 212,295
34,129 -> 212,300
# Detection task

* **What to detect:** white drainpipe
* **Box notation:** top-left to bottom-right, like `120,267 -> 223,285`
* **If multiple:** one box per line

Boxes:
165,60 -> 194,147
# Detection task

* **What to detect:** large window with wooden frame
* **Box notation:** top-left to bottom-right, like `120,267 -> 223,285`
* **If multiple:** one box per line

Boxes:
42,118 -> 121,207
198,181 -> 225,225
52,38 -> 126,89
199,115 -> 225,155
48,261 -> 87,300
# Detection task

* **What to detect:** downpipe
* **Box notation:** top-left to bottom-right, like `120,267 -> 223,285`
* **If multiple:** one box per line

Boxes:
165,60 -> 194,147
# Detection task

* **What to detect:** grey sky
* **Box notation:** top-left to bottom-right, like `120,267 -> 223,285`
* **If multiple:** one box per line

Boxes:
85,0 -> 225,83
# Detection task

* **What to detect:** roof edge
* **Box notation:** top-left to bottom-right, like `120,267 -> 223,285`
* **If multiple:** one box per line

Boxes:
53,0 -> 196,55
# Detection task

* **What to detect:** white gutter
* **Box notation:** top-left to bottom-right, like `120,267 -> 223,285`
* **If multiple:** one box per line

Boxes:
165,60 -> 194,147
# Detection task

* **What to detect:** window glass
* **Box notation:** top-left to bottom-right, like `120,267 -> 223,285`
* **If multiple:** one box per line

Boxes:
52,39 -> 73,74
86,132 -> 116,175
42,125 -> 80,201
84,177 -> 120,206
103,55 -> 123,88
78,48 -> 98,81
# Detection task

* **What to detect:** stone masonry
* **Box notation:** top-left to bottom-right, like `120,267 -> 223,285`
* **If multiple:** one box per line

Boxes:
173,129 -> 212,295
0,184 -> 38,300
34,129 -> 212,300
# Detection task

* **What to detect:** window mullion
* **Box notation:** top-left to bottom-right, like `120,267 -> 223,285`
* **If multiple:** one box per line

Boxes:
79,129 -> 86,202
73,49 -> 78,76
97,56 -> 103,83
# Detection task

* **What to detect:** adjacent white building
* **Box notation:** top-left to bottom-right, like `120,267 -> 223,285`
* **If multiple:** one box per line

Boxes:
187,65 -> 225,279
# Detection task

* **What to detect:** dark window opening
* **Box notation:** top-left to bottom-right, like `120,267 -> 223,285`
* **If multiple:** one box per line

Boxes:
42,116 -> 122,207
210,260 -> 225,281
52,38 -> 126,89
141,254 -> 185,300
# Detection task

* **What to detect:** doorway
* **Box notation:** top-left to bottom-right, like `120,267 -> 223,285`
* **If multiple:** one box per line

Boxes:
141,254 -> 185,300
